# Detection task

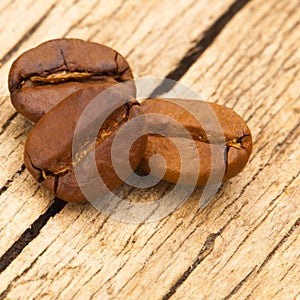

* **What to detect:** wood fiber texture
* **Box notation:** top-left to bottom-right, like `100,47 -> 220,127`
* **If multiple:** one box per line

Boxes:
0,0 -> 299,299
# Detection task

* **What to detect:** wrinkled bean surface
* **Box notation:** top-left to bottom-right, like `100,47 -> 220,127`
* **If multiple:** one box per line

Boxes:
24,85 -> 146,202
139,98 -> 252,186
9,38 -> 134,122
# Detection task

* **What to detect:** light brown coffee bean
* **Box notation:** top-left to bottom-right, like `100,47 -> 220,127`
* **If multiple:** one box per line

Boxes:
139,98 -> 252,186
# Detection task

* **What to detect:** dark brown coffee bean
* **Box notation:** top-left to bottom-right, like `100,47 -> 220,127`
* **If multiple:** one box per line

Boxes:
24,85 -> 146,203
8,38 -> 134,122
139,98 -> 252,186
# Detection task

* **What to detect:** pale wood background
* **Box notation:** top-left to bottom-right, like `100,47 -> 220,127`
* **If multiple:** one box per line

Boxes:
0,0 -> 299,299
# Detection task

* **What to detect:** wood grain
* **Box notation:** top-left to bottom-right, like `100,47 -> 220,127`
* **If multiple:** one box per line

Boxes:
0,0 -> 299,299
0,0 -> 235,261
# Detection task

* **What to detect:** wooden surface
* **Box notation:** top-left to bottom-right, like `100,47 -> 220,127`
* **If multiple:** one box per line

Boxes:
0,0 -> 299,299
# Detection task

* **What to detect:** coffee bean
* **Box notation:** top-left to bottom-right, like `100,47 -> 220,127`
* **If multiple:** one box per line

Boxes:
11,38 -> 252,202
24,85 -> 146,203
139,98 -> 252,185
8,38 -> 134,122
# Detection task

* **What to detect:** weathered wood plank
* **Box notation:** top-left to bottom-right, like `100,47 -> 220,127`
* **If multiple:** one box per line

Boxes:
0,0 -> 13,12
0,0 -> 107,103
0,0 -> 122,259
231,208 -> 300,299
1,0 -> 299,299
0,0 -> 236,264
172,0 -> 300,298
0,0 -> 56,60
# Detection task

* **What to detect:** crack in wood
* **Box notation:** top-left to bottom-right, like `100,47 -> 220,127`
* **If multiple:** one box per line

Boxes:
32,210 -> 105,300
249,117 -> 300,166
257,217 -> 300,273
162,231 -> 222,300
72,214 -> 175,298
0,198 -> 66,274
88,260 -> 128,300
46,186 -> 161,299
115,221 -> 183,294
205,0 -> 285,80
68,0 -> 128,40
149,0 -> 251,98
0,112 -> 18,136
161,176 -> 275,300
223,267 -> 257,300
0,247 -> 48,300
222,217 -> 300,299
0,164 -> 25,196
0,4 -> 56,66
214,121 -> 300,223
244,283 -> 260,300
220,1 -> 299,107
224,170 -> 300,268
279,262 -> 297,282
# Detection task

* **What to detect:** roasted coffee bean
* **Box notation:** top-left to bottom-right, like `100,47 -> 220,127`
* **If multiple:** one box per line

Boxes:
24,85 -> 146,203
139,98 -> 252,186
8,38 -> 134,122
